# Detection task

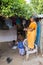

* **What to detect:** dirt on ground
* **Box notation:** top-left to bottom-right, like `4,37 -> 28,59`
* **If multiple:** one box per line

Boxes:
0,48 -> 43,65
0,50 -> 43,65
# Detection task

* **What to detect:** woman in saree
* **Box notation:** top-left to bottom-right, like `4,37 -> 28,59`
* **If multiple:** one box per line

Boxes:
24,16 -> 37,49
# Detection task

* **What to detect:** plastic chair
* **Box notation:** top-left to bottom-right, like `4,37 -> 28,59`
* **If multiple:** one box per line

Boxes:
23,39 -> 38,60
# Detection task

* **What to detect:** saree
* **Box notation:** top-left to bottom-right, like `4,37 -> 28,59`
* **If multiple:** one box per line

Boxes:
27,21 -> 37,49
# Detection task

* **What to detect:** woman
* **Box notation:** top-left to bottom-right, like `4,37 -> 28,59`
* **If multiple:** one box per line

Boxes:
24,16 -> 37,49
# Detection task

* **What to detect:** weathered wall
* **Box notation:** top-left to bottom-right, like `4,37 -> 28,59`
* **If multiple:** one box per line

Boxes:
0,29 -> 17,42
0,28 -> 17,52
40,19 -> 43,54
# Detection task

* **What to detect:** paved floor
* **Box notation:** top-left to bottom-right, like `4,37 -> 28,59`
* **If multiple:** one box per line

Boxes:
0,49 -> 43,65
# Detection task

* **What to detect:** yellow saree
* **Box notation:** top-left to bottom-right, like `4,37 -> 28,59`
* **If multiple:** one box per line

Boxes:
27,22 -> 37,49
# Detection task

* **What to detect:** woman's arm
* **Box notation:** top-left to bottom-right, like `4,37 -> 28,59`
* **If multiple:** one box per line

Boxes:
23,28 -> 34,31
23,27 -> 36,31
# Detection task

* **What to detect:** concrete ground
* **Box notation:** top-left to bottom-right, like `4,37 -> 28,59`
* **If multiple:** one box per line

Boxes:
0,48 -> 43,65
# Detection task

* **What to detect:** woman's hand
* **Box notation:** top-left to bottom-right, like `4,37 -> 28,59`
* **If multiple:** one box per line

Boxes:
23,28 -> 27,31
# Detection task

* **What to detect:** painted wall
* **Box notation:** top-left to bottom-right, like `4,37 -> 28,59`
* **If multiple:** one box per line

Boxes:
40,19 -> 43,54
0,29 -> 17,42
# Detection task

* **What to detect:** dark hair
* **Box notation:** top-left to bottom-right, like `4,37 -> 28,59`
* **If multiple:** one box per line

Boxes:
30,16 -> 36,21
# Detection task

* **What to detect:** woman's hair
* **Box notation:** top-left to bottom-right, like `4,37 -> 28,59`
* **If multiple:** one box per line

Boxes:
30,16 -> 36,21
30,16 -> 40,23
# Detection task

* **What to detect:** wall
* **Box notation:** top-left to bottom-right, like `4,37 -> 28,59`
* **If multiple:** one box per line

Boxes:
0,28 -> 17,42
0,28 -> 17,52
40,19 -> 43,54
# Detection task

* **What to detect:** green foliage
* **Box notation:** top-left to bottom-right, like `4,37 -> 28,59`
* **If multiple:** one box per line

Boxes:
0,0 -> 43,19
31,0 -> 43,14
0,0 -> 33,19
